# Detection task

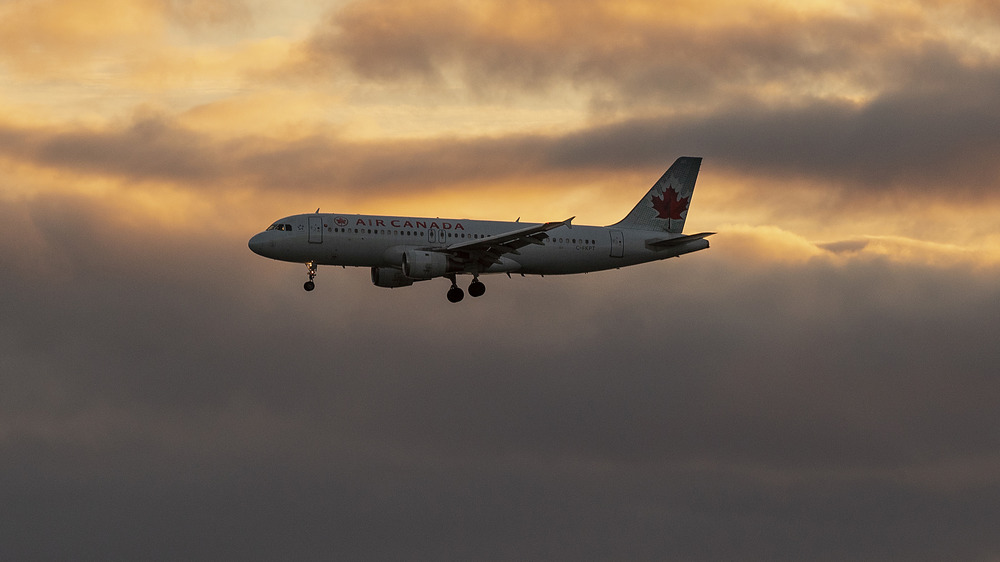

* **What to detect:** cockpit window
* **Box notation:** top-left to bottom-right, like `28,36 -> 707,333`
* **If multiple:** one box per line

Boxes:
266,223 -> 295,232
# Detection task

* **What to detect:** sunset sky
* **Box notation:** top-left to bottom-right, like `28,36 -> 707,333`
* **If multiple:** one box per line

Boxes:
2,0 -> 999,559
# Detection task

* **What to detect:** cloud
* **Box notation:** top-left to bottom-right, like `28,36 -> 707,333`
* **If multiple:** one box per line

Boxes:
548,76 -> 1000,195
6,88 -> 1000,203
162,0 -> 252,29
0,0 -> 165,75
0,0 -> 251,74
3,106 -> 999,267
4,1 -> 1000,559
817,238 -> 870,254
5,0 -> 1000,209
300,0 -> 998,106
285,0 -> 1000,197
2,191 -> 999,559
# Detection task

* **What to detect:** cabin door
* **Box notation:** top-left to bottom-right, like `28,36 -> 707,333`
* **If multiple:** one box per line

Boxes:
610,229 -> 624,258
308,216 -> 323,244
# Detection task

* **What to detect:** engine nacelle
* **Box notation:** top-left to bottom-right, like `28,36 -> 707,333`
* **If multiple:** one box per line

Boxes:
370,267 -> 414,288
402,249 -> 453,279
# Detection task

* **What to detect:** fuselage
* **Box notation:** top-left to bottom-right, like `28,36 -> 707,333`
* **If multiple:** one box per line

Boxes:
248,212 -> 702,275
247,156 -> 712,301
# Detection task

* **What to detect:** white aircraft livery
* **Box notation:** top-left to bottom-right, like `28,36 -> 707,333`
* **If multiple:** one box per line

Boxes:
248,156 -> 714,302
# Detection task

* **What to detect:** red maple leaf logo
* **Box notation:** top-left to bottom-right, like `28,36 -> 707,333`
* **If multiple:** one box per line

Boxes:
651,184 -> 690,220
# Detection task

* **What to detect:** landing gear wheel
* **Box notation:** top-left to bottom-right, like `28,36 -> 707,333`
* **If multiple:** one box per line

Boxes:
447,286 -> 465,303
303,261 -> 318,292
468,279 -> 486,298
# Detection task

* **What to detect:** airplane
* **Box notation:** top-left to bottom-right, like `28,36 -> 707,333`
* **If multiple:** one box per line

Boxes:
248,156 -> 714,302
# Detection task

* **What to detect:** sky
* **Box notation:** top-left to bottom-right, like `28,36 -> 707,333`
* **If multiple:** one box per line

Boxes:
1,0 -> 999,559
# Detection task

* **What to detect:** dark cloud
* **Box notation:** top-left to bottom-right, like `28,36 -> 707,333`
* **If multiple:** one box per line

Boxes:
551,69 -> 1000,196
818,239 -> 870,254
302,0 -> 995,108
0,113 -> 551,194
4,2 -> 999,201
5,65 -> 1000,203
0,114 -> 221,184
286,0 -> 1000,196
2,195 -> 998,559
3,1 -> 998,559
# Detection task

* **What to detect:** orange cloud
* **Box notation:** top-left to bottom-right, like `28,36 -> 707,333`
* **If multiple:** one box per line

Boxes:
299,0 -> 998,110
0,0 -> 165,75
2,0 -> 999,273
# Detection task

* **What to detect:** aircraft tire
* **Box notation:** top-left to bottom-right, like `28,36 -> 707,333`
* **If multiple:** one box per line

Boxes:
447,286 -> 465,303
468,280 -> 486,297
304,281 -> 315,291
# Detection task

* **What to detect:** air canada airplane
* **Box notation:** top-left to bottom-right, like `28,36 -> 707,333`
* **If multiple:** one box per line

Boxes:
248,156 -> 713,302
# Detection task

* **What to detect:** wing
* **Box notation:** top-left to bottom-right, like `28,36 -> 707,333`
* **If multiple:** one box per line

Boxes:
442,217 -> 574,269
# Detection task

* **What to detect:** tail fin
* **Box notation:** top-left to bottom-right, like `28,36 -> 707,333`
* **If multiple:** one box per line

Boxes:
610,156 -> 702,233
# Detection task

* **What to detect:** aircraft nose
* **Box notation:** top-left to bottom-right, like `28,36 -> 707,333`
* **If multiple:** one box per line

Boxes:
248,233 -> 267,256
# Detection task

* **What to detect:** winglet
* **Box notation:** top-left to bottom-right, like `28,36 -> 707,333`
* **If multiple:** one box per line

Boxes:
544,216 -> 573,229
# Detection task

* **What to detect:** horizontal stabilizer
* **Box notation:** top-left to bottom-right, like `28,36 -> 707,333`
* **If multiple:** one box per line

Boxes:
645,232 -> 715,248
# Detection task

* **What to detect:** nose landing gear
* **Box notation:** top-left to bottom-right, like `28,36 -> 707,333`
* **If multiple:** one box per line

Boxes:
304,261 -> 317,291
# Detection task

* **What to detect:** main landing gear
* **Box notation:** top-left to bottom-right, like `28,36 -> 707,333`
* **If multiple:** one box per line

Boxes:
303,261 -> 317,291
468,278 -> 486,298
446,275 -> 486,303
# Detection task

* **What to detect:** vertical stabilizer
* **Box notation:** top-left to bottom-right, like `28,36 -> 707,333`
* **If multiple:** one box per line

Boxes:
611,157 -> 702,233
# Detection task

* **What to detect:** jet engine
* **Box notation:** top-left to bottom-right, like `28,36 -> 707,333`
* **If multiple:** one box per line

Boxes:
370,267 -> 414,288
402,249 -> 454,279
